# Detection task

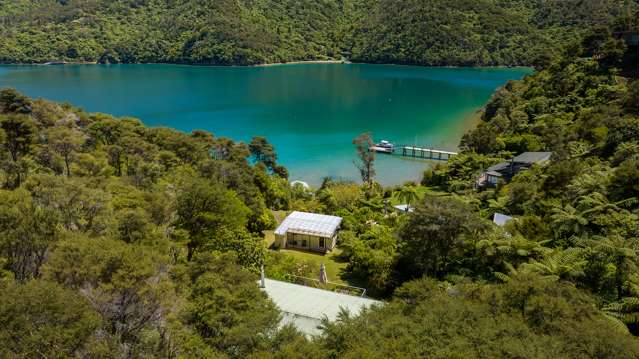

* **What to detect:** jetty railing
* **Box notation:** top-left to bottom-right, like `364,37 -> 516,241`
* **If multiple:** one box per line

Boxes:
370,143 -> 458,161
399,145 -> 457,160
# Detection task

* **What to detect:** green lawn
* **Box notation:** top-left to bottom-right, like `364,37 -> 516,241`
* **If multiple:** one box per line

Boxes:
263,230 -> 350,285
276,247 -> 349,285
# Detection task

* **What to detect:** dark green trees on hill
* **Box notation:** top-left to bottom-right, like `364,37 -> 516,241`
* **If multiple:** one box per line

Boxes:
0,0 -> 343,65
1,0 -> 636,66
0,87 -> 296,357
425,19 -> 639,334
1,6 -> 639,357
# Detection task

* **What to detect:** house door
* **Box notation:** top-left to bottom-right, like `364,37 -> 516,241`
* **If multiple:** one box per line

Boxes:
319,237 -> 325,248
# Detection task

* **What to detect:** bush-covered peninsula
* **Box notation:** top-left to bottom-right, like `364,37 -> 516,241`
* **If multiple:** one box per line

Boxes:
0,0 -> 636,66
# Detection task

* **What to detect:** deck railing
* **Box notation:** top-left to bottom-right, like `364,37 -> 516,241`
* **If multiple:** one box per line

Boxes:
284,274 -> 367,297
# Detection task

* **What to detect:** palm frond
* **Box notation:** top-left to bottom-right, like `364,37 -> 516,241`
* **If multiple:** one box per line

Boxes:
603,313 -> 630,334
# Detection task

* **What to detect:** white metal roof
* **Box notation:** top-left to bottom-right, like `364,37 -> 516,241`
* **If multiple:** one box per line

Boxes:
274,211 -> 342,238
260,278 -> 381,336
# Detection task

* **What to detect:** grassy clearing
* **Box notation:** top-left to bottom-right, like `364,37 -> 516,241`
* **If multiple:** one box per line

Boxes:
263,230 -> 350,285
276,247 -> 349,285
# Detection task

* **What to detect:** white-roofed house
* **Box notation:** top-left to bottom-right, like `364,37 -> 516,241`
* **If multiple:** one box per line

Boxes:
274,211 -> 342,253
259,277 -> 380,336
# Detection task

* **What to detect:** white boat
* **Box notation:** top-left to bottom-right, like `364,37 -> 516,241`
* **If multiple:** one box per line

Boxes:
370,140 -> 395,153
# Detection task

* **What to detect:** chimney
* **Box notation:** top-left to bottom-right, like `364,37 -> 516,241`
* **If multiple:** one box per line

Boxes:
260,265 -> 266,288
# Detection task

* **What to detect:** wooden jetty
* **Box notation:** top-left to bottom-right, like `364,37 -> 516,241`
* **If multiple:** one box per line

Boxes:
401,146 -> 457,160
370,141 -> 458,161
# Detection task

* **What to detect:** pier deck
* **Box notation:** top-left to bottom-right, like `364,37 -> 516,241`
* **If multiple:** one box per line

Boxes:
370,143 -> 458,161
401,146 -> 457,160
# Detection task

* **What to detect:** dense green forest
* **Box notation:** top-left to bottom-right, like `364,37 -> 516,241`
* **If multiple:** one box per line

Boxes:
2,4 -> 639,359
2,18 -> 639,356
0,0 -> 637,66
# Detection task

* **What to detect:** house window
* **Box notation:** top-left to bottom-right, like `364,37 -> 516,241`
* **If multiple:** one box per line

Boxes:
319,238 -> 325,248
302,239 -> 308,247
287,232 -> 296,246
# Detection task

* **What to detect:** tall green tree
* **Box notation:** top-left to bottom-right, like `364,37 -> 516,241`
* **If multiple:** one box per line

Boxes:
398,196 -> 487,279
175,177 -> 250,260
0,280 -> 101,359
46,126 -> 86,177
0,189 -> 59,281
184,252 -> 280,358
319,275 -> 639,358
249,136 -> 277,170
352,132 -> 375,185
43,235 -> 175,356
0,114 -> 36,187
0,115 -> 35,162
0,88 -> 32,114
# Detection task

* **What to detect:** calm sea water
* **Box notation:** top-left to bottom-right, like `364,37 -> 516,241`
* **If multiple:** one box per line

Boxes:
0,64 -> 530,185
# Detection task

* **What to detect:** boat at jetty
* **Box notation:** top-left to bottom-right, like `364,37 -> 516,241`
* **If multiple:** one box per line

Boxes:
370,140 -> 395,154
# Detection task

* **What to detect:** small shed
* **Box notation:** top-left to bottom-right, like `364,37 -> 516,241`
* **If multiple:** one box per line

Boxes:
274,211 -> 342,253
493,213 -> 514,227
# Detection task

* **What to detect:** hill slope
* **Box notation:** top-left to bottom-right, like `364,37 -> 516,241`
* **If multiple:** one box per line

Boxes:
0,0 -> 636,66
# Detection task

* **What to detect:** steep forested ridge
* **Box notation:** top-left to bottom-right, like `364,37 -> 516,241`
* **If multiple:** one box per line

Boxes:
0,0 -> 636,66
421,15 -> 639,333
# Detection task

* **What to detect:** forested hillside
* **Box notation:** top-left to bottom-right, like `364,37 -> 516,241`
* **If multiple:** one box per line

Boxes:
0,0 -> 344,65
346,0 -> 637,66
2,21 -> 639,355
1,89 -> 639,357
423,15 -> 639,332
0,0 -> 636,66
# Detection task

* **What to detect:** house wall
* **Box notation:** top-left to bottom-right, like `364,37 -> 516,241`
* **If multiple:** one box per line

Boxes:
487,175 -> 500,185
284,232 -> 333,252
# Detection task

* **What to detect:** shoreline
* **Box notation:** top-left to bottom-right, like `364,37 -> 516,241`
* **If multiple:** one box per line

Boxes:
0,59 -> 532,70
252,60 -> 347,67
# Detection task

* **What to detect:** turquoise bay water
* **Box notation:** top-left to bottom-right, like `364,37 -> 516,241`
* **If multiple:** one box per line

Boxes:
0,64 -> 530,185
